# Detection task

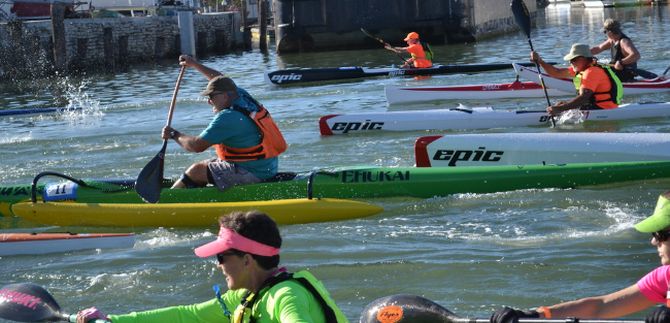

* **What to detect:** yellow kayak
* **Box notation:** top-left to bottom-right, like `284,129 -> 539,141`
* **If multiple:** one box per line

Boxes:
10,198 -> 383,228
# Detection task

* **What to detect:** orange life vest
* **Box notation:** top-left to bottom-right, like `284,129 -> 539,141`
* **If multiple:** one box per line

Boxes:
213,106 -> 287,162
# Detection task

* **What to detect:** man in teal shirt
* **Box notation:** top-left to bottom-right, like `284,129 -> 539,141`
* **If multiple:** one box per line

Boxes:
76,211 -> 348,323
161,55 -> 285,190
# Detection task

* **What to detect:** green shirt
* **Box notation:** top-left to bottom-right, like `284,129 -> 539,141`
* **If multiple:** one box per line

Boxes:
109,279 -> 338,323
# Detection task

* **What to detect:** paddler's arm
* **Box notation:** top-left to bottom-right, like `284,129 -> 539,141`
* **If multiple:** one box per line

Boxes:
590,39 -> 612,55
530,51 -> 572,79
384,44 -> 407,54
162,126 -> 212,153
546,88 -> 594,115
536,284 -> 654,319
615,38 -> 640,68
179,55 -> 222,80
108,298 -> 232,323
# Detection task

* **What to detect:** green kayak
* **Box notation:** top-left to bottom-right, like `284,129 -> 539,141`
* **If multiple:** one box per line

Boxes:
2,161 -> 670,217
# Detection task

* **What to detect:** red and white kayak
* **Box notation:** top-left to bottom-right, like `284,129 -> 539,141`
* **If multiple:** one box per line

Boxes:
513,63 -> 670,95
385,81 -> 571,104
319,101 -> 670,135
0,232 -> 135,256
415,132 -> 670,167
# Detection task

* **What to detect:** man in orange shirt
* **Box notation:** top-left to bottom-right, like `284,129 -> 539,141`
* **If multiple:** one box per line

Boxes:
531,43 -> 622,116
384,32 -> 433,69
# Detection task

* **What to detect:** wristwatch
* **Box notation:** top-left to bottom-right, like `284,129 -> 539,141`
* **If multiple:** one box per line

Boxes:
169,130 -> 178,139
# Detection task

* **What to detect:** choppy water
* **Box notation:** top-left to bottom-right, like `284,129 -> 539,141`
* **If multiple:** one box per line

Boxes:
2,3 -> 670,322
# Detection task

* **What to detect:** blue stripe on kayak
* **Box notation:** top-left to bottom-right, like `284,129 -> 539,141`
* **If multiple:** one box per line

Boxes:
0,107 -> 82,117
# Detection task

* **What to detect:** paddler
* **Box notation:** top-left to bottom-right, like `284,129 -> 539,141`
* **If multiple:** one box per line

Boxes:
384,32 -> 433,69
490,191 -> 670,323
76,211 -> 349,323
162,55 -> 287,190
531,43 -> 623,116
590,18 -> 641,82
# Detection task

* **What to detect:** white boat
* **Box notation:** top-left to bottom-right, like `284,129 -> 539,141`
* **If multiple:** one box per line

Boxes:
514,63 -> 670,95
414,132 -> 670,167
318,101 -> 670,135
582,0 -> 614,8
385,81 -> 571,105
0,232 -> 135,256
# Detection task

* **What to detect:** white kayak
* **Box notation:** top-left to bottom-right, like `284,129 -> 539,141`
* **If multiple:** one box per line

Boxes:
319,101 -> 670,135
385,81 -> 571,105
513,63 -> 670,95
0,232 -> 135,256
415,132 -> 670,167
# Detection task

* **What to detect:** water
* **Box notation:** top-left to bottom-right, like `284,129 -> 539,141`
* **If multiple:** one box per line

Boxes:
2,3 -> 670,321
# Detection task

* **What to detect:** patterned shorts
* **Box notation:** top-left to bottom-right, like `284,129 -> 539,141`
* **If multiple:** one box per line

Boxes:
207,159 -> 262,191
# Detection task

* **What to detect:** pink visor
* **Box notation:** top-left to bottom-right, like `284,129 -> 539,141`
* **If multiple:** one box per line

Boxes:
194,227 -> 280,258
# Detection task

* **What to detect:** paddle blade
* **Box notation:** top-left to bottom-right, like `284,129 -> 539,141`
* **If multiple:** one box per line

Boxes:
0,283 -> 65,322
360,294 -> 457,323
511,0 -> 532,38
134,141 -> 167,204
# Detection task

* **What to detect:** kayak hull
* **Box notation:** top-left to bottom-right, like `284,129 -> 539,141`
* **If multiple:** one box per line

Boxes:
10,198 -> 384,227
0,233 -> 135,256
415,133 -> 670,167
319,102 -> 670,135
513,63 -> 670,94
384,82 -> 571,104
3,162 -> 670,219
266,62 -> 545,86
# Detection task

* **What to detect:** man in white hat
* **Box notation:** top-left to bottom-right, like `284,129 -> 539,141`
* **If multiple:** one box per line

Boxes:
530,43 -> 622,116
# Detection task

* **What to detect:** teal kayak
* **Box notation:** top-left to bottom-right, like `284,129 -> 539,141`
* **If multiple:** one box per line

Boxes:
2,161 -> 670,217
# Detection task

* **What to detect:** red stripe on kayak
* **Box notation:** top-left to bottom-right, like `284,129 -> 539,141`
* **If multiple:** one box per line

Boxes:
414,135 -> 443,167
319,115 -> 339,135
0,233 -> 134,242
401,81 -> 543,92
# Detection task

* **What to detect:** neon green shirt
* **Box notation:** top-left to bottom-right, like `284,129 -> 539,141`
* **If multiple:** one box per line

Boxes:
109,279 -> 341,323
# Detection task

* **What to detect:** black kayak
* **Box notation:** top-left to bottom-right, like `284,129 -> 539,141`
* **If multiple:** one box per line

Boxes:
265,62 -> 552,86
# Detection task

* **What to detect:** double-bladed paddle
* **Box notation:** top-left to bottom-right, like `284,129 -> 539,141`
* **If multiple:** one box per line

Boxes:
510,0 -> 556,127
359,294 -> 644,323
135,65 -> 186,203
360,28 -> 410,65
0,283 -> 109,322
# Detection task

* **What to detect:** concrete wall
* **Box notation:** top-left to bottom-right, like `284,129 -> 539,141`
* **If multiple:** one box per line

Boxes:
468,0 -> 537,37
0,12 -> 241,80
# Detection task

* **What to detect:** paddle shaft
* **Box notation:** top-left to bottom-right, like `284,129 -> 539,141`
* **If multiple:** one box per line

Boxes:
510,0 -> 555,127
166,65 -> 186,129
360,28 -> 409,64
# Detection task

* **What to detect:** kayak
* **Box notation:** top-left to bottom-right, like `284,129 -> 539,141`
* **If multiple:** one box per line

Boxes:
265,62 -> 549,86
0,107 -> 81,117
414,132 -> 670,167
11,198 -> 384,227
0,232 -> 135,256
319,101 -> 670,135
2,161 -> 670,217
513,63 -> 670,95
385,81 -> 571,104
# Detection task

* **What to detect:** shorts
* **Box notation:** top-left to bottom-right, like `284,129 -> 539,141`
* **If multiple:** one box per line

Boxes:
207,159 -> 262,191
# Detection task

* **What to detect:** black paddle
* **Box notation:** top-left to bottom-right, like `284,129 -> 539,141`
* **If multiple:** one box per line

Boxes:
0,283 -> 109,322
360,28 -> 410,65
510,0 -> 556,127
135,65 -> 186,203
359,294 -> 644,323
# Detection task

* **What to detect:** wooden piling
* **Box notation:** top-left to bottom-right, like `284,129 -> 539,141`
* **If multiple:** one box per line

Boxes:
103,27 -> 115,70
258,0 -> 267,52
50,2 -> 66,73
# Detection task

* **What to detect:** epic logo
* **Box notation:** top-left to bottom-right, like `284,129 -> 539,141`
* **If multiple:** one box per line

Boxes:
432,146 -> 504,166
270,73 -> 302,84
331,120 -> 384,133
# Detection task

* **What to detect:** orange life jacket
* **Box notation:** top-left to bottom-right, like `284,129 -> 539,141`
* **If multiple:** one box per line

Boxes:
213,106 -> 287,162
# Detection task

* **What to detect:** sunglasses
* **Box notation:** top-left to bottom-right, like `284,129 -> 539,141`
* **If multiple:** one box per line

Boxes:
208,92 -> 224,100
215,251 -> 240,264
652,230 -> 670,242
